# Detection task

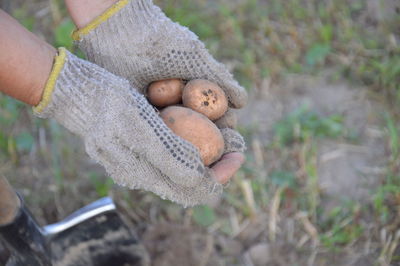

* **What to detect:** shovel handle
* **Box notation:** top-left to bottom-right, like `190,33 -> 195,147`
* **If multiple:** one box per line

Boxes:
0,176 -> 20,225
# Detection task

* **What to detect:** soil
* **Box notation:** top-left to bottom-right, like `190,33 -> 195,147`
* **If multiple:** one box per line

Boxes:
240,74 -> 386,207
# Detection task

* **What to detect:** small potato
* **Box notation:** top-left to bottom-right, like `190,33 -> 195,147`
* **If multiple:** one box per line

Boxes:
147,79 -> 184,107
160,106 -> 224,166
182,79 -> 228,121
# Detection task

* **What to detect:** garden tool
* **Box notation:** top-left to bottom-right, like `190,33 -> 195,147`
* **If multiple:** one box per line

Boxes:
0,176 -> 148,266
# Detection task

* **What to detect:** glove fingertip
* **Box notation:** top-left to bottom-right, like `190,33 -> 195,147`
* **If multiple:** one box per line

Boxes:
215,109 -> 237,129
223,80 -> 248,109
220,128 -> 246,154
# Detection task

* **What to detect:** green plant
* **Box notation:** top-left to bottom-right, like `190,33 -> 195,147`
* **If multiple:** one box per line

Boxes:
161,0 -> 216,41
0,96 -> 24,126
320,221 -> 363,249
0,131 -> 7,154
89,173 -> 114,197
270,170 -> 296,188
305,43 -> 331,66
12,7 -> 35,31
15,132 -> 34,153
303,142 -> 319,219
319,203 -> 363,249
192,205 -> 216,227
373,181 -> 400,224
54,18 -> 75,50
273,105 -> 345,146
372,113 -> 400,224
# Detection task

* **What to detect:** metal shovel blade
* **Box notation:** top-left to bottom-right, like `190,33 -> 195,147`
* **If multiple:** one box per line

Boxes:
44,197 -> 147,266
1,197 -> 148,266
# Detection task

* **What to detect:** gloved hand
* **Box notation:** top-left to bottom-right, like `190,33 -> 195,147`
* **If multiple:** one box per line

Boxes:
34,48 -> 244,206
72,0 -> 247,129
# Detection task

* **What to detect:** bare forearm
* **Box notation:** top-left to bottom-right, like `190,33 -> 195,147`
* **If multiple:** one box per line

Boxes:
65,0 -> 118,28
0,10 -> 56,106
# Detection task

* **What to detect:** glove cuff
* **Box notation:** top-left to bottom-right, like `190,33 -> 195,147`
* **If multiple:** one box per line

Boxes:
33,48 -> 91,135
72,0 -> 129,41
33,47 -> 67,113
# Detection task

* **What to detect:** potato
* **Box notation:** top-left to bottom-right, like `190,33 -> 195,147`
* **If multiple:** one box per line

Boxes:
147,79 -> 184,107
160,106 -> 224,166
182,79 -> 228,121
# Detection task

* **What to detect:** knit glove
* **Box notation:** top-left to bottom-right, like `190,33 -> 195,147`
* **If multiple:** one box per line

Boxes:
34,48 -> 245,206
72,0 -> 247,128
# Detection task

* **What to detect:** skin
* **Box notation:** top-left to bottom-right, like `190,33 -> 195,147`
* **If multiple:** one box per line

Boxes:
0,10 -> 56,106
213,153 -> 245,184
0,176 -> 20,225
0,3 -> 244,185
65,0 -> 119,28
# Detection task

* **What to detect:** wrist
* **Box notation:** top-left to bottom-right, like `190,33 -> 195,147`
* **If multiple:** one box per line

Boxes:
0,10 -> 56,106
29,44 -> 57,106
66,0 -> 119,29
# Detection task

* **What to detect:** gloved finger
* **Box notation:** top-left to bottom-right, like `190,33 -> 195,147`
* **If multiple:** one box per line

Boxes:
220,128 -> 246,154
85,134 -> 223,207
128,77 -> 148,95
215,108 -> 237,129
211,152 -> 245,184
219,77 -> 248,109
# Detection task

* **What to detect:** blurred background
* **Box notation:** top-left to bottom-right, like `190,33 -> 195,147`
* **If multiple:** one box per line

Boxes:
0,0 -> 399,265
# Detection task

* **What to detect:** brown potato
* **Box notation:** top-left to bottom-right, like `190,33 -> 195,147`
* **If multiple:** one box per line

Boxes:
182,79 -> 228,121
160,106 -> 224,166
147,79 -> 184,107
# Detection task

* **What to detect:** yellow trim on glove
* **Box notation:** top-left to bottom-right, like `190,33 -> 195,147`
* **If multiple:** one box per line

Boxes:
33,48 -> 67,113
72,0 -> 129,41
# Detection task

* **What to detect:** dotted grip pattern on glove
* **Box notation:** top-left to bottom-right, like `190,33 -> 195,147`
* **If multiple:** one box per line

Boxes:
73,0 -> 247,109
34,48 -> 226,207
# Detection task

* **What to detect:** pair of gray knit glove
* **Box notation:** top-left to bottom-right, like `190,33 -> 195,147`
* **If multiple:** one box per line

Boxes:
34,0 -> 247,206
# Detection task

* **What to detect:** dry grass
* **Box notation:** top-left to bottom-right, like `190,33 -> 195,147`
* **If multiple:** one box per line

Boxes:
0,0 -> 399,265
